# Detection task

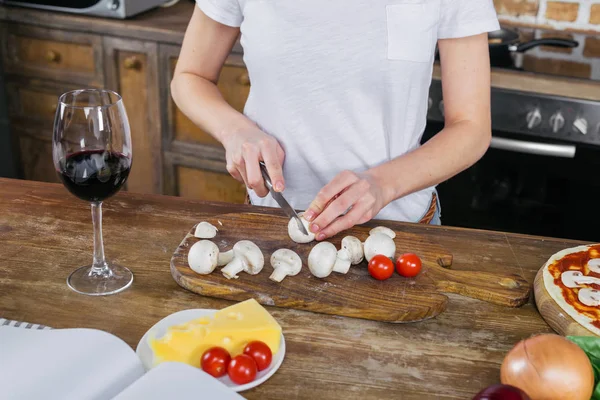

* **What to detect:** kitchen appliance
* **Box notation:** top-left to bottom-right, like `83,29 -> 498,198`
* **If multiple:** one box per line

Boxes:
424,26 -> 600,242
0,0 -> 171,19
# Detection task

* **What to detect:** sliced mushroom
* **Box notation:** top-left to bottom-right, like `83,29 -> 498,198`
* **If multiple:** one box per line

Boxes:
332,249 -> 352,274
369,226 -> 396,239
561,270 -> 600,288
188,240 -> 219,274
221,240 -> 265,279
308,242 -> 337,278
587,259 -> 600,274
270,249 -> 302,282
194,222 -> 218,239
288,213 -> 316,244
363,233 -> 396,262
341,236 -> 364,265
579,288 -> 600,307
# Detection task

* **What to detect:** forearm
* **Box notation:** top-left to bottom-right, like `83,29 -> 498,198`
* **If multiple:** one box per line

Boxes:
369,120 -> 491,204
171,73 -> 255,143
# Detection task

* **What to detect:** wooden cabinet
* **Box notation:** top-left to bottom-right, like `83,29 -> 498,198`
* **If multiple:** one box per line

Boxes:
1,5 -> 252,205
104,38 -> 163,196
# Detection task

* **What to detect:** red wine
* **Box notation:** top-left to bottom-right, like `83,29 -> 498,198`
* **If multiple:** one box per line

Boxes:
58,150 -> 131,202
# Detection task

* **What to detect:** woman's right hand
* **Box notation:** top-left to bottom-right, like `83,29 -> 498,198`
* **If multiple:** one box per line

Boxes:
222,126 -> 286,198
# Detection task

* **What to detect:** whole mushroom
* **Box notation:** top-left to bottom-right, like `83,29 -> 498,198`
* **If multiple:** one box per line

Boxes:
270,249 -> 302,282
363,232 -> 396,262
308,242 -> 352,278
194,222 -> 218,239
341,236 -> 364,265
332,248 -> 352,274
288,213 -> 315,244
221,240 -> 265,279
369,226 -> 396,239
188,240 -> 219,274
217,249 -> 234,267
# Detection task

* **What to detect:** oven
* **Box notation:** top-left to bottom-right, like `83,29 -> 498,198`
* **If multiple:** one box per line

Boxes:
423,79 -> 600,242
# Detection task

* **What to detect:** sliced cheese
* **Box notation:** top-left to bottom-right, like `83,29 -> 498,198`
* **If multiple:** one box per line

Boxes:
149,299 -> 282,367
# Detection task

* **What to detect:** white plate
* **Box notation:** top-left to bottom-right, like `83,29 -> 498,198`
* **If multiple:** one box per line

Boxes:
136,309 -> 285,392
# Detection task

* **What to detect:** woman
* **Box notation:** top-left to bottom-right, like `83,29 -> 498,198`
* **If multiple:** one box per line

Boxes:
172,0 -> 499,241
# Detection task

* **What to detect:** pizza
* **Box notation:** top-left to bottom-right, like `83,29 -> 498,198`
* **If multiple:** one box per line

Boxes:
542,244 -> 600,336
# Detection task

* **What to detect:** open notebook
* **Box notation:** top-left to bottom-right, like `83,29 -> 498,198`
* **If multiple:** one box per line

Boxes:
0,322 -> 244,400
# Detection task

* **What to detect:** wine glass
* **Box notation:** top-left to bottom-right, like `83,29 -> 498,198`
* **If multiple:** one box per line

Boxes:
53,89 -> 133,296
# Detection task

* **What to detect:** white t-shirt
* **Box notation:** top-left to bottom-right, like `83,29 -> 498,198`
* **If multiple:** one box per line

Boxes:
196,0 -> 499,222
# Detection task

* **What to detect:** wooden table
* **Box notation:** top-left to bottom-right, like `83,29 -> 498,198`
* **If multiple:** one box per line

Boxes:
0,178 -> 584,399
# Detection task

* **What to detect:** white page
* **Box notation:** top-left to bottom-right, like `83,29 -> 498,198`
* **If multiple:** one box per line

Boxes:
114,362 -> 245,400
0,326 -> 144,400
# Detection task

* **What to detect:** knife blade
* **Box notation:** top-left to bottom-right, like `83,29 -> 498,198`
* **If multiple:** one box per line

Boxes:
259,162 -> 309,236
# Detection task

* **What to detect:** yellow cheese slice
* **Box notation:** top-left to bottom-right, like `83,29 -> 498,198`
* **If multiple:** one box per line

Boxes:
149,299 -> 282,368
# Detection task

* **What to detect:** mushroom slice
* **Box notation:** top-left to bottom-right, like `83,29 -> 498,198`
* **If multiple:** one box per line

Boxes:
221,240 -> 265,279
341,236 -> 364,265
579,288 -> 600,307
332,249 -> 352,274
561,270 -> 600,288
188,240 -> 219,275
270,249 -> 302,282
369,226 -> 396,239
587,259 -> 600,274
288,213 -> 316,244
363,233 -> 396,262
194,222 -> 218,239
217,250 -> 234,267
308,242 -> 337,278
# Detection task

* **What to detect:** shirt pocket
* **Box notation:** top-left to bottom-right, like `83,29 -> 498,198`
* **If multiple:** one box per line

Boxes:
386,0 -> 440,63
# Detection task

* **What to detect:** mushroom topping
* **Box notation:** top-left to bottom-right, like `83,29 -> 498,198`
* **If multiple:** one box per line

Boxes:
308,242 -> 338,278
288,213 -> 315,244
194,222 -> 218,239
369,226 -> 396,239
188,240 -> 219,275
579,288 -> 600,307
332,249 -> 352,274
363,233 -> 396,262
341,236 -> 364,265
270,249 -> 302,282
561,271 -> 600,288
587,259 -> 600,274
221,240 -> 265,279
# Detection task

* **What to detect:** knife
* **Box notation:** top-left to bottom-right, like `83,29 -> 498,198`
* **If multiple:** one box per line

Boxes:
259,162 -> 309,236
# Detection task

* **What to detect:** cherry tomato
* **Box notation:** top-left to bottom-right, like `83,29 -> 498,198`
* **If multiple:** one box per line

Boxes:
396,253 -> 422,277
243,340 -> 273,371
201,347 -> 231,378
368,255 -> 395,280
228,354 -> 258,385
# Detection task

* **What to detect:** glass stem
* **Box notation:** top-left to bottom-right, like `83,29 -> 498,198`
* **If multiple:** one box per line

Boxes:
91,202 -> 109,275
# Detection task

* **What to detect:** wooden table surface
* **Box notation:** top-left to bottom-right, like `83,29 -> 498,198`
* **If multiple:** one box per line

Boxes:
0,178 -> 586,399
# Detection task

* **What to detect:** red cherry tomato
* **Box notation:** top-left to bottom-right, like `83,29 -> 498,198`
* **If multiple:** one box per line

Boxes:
228,354 -> 258,385
243,340 -> 273,371
368,255 -> 395,281
396,253 -> 422,277
201,347 -> 231,378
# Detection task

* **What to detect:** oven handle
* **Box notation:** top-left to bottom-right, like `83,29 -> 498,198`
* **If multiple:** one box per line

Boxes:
490,137 -> 576,158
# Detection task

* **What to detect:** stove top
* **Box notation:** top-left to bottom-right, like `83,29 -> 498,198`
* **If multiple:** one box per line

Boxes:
490,26 -> 600,82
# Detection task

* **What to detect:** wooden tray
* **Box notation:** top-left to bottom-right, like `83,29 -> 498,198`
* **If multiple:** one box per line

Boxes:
534,267 -> 599,337
171,213 -> 531,323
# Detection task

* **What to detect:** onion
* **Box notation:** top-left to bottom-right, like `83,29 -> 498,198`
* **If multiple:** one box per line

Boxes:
500,334 -> 594,400
472,384 -> 531,400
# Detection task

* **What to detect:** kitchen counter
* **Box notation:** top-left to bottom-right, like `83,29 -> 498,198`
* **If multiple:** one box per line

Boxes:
0,178 -> 586,399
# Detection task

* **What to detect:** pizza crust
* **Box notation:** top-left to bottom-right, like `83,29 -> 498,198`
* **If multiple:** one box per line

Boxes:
542,244 -> 600,336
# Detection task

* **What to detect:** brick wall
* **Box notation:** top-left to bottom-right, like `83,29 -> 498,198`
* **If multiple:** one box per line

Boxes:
494,0 -> 600,32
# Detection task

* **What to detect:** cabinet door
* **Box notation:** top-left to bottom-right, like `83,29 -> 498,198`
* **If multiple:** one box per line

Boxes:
104,37 -> 162,195
15,128 -> 59,184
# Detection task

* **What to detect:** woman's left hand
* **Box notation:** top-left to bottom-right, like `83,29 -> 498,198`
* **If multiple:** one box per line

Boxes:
303,170 -> 391,241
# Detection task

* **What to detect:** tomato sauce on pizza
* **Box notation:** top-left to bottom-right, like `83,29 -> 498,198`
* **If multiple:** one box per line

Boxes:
547,244 -> 600,329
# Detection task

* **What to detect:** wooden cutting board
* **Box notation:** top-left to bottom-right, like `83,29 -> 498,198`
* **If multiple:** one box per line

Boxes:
534,266 -> 599,337
171,213 -> 531,323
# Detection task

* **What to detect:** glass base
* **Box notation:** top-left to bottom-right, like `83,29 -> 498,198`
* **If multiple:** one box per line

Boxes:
67,263 -> 133,296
